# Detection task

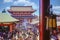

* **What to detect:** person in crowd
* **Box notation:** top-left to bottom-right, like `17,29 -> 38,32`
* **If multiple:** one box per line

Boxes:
57,29 -> 60,40
50,30 -> 58,40
7,32 -> 12,40
15,32 -> 19,40
25,35 -> 33,40
3,32 -> 7,40
0,36 -> 3,40
12,34 -> 16,40
57,33 -> 60,40
18,31 -> 24,40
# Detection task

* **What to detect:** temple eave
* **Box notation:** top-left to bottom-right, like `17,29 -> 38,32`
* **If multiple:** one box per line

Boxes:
8,10 -> 36,13
12,16 -> 35,19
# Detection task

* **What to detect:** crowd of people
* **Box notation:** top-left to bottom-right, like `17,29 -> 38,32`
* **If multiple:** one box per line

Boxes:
50,29 -> 60,40
0,28 -> 39,40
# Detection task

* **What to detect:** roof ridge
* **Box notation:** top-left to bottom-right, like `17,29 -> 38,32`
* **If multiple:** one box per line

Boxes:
11,6 -> 32,7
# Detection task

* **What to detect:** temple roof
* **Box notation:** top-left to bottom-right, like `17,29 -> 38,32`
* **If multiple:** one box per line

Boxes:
30,17 -> 39,25
30,21 -> 39,24
8,6 -> 36,12
0,13 -> 19,23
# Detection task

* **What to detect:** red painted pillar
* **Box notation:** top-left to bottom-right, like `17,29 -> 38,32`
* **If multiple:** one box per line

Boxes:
40,0 -> 44,40
10,24 -> 12,32
40,0 -> 50,40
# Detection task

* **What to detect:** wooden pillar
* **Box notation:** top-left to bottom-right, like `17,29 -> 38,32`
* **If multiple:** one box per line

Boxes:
10,24 -> 12,32
40,0 -> 44,40
40,0 -> 50,40
13,23 -> 16,30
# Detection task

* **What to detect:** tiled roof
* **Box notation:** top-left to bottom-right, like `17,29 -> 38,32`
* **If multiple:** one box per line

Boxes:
0,13 -> 19,23
8,6 -> 36,11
